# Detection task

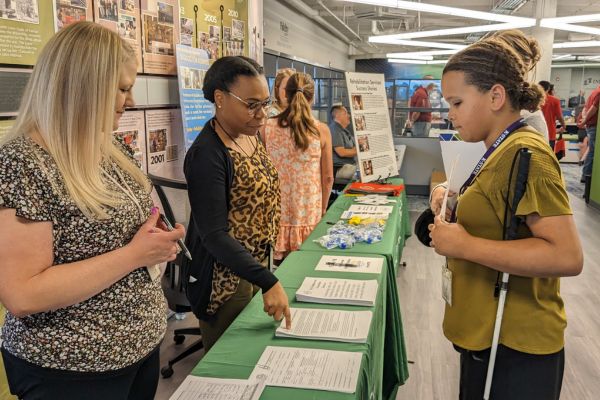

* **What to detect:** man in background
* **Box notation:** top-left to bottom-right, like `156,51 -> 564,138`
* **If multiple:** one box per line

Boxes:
581,84 -> 600,183
539,80 -> 566,150
329,105 -> 357,180
407,75 -> 436,137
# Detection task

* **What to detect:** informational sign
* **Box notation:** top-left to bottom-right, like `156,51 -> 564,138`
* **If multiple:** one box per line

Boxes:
175,44 -> 213,149
179,0 -> 248,61
345,72 -> 399,183
114,110 -> 147,172
140,0 -> 180,74
92,0 -> 143,72
145,109 -> 184,175
0,1 -> 54,65
0,119 -> 15,140
53,0 -> 93,31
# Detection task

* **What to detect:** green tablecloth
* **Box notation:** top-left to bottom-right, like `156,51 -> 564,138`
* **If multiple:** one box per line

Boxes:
191,251 -> 408,399
300,178 -> 411,272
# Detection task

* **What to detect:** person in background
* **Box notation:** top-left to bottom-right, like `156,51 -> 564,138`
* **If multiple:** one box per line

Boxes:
407,75 -> 436,136
267,68 -> 295,118
429,30 -> 583,400
539,80 -> 566,150
263,73 -> 334,260
329,105 -> 357,180
184,56 -> 291,353
581,84 -> 600,183
0,22 -> 185,400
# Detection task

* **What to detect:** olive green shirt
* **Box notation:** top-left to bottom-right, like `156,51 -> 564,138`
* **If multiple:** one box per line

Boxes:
443,129 -> 571,355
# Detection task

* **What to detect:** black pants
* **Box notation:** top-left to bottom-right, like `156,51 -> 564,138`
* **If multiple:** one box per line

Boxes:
455,344 -> 564,400
1,345 -> 160,400
549,139 -> 556,150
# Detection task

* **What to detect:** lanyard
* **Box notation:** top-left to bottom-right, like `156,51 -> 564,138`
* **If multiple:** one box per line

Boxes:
451,118 -> 526,222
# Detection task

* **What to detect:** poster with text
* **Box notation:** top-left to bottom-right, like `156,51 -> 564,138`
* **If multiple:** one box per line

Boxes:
0,68 -> 31,117
179,0 -> 247,60
53,0 -> 92,32
92,0 -> 143,72
114,110 -> 147,172
0,1 -> 54,65
346,72 -> 399,183
175,44 -> 213,150
145,109 -> 184,176
141,0 -> 179,74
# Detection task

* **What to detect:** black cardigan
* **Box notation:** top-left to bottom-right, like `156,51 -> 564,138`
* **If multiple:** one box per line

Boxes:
182,120 -> 278,321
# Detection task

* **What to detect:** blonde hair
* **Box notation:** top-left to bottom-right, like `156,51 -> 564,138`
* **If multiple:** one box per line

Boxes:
272,68 -> 295,112
277,72 -> 320,151
1,22 -> 149,219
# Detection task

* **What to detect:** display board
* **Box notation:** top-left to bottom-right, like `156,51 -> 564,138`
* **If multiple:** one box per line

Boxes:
0,1 -> 54,65
140,0 -> 179,74
175,44 -> 213,149
179,0 -> 248,60
91,0 -> 142,72
0,68 -> 31,117
0,119 -> 14,140
345,72 -> 399,183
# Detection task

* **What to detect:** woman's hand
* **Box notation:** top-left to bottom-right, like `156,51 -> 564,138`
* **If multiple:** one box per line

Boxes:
430,185 -> 455,220
262,282 -> 292,329
125,209 -> 186,268
428,214 -> 470,258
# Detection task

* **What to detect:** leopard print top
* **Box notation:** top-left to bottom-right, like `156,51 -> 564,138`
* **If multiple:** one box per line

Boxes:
207,139 -> 281,314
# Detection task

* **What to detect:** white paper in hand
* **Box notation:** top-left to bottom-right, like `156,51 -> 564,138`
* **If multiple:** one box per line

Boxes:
440,156 -> 459,222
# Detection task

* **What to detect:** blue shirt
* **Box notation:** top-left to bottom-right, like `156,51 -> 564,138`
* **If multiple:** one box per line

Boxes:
329,121 -> 356,167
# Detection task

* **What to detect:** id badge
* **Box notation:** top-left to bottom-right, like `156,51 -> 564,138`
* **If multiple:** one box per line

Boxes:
146,264 -> 162,282
442,262 -> 453,306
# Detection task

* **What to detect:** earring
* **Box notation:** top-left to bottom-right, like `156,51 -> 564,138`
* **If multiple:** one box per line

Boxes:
217,104 -> 222,109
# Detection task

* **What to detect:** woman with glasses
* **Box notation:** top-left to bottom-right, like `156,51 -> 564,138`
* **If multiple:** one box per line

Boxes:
184,56 -> 291,352
262,73 -> 334,261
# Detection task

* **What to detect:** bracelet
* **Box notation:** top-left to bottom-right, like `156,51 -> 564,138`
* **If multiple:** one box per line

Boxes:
429,182 -> 448,205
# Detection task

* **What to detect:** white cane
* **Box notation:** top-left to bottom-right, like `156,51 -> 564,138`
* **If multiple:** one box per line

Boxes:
483,148 -> 531,400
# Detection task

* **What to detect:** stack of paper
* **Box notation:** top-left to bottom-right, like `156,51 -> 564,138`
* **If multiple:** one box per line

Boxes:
315,255 -> 384,274
250,346 -> 362,394
296,277 -> 378,306
341,204 -> 394,220
169,375 -> 266,400
275,308 -> 372,343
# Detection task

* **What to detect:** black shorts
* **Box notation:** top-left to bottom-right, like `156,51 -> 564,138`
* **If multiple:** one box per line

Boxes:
455,344 -> 564,400
2,345 -> 160,400
578,129 -> 588,143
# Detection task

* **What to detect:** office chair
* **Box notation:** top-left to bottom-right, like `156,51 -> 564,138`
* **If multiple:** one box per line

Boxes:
150,177 -> 204,379
329,165 -> 352,208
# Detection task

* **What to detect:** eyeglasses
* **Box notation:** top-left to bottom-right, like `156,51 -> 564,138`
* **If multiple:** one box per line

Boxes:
227,91 -> 272,116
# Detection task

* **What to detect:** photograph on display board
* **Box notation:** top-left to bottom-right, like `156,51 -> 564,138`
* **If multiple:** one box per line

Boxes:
231,18 -> 244,39
362,159 -> 373,176
352,94 -> 364,110
98,0 -> 118,22
54,1 -> 89,31
208,25 -> 220,60
120,0 -> 136,12
0,0 -> 39,23
223,26 -> 231,42
179,66 -> 203,90
144,14 -> 174,56
180,17 -> 193,46
357,135 -> 370,152
118,14 -> 136,40
148,128 -> 167,153
354,115 -> 366,131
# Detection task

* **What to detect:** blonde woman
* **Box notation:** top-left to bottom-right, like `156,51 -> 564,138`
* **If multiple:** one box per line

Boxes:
267,68 -> 295,117
0,22 -> 184,399
262,73 -> 334,260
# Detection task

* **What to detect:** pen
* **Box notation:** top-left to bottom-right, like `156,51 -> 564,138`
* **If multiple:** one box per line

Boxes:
159,214 -> 192,261
325,262 -> 358,267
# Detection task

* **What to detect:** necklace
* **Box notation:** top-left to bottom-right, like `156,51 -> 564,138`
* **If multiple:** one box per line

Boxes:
214,118 -> 256,158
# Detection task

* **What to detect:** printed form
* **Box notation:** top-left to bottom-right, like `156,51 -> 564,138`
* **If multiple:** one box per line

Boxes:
169,375 -> 266,400
296,277 -> 378,306
250,346 -> 362,393
315,255 -> 384,274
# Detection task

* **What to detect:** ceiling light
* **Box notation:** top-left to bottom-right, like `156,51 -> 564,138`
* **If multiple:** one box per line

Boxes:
368,37 -> 466,50
388,54 -> 435,60
387,49 -> 459,58
552,54 -> 572,60
553,41 -> 600,48
372,21 -> 535,40
541,14 -> 600,36
551,63 -> 600,68
542,14 -> 600,24
346,1 -> 535,24
388,58 -> 448,65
